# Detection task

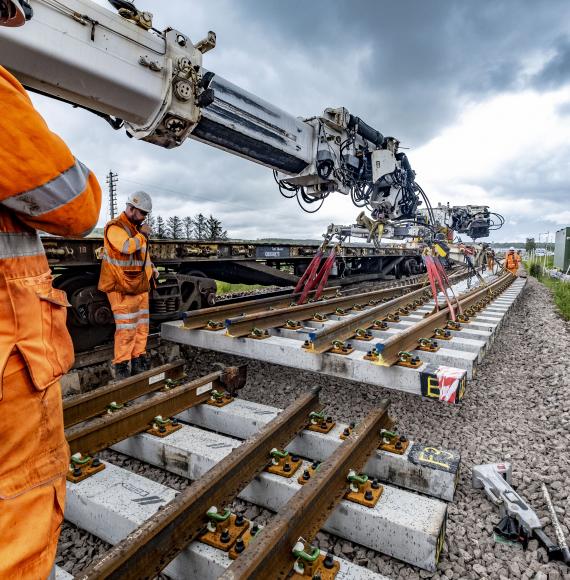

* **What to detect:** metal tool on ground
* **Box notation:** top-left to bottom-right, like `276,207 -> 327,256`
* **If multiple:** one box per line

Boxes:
473,463 -> 568,563
77,386 -> 322,579
542,483 -> 570,564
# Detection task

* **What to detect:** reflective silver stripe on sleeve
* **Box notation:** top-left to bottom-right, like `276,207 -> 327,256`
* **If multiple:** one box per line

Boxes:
102,252 -> 145,267
0,232 -> 45,259
3,158 -> 90,217
114,312 -> 139,320
134,236 -> 141,251
121,239 -> 131,253
114,309 -> 150,321
115,322 -> 137,330
137,320 -> 150,326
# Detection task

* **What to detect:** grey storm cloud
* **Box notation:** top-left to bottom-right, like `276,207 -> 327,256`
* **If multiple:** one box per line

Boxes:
25,0 -> 570,243
235,0 -> 570,144
532,36 -> 570,90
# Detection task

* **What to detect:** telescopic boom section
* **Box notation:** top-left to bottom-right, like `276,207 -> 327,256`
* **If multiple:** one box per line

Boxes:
0,0 -> 400,210
77,386 -> 322,580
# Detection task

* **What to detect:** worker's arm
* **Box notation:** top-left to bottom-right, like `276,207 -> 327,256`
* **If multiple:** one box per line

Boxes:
107,225 -> 147,255
0,66 -> 101,236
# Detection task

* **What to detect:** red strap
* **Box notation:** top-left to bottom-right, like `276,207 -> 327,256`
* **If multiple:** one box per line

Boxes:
434,257 -> 463,315
423,256 -> 440,311
313,249 -> 337,301
294,250 -> 322,297
297,252 -> 325,305
424,255 -> 457,321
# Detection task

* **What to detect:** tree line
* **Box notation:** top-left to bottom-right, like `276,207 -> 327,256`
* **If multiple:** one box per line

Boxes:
146,213 -> 228,240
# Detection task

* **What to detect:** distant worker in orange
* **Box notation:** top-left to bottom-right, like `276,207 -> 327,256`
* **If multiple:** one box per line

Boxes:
504,247 -> 519,276
98,192 -> 158,379
516,249 -> 523,269
0,2 -> 102,577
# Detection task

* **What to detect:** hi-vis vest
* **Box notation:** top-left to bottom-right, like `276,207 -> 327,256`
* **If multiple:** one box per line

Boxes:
505,253 -> 518,270
98,212 -> 151,295
0,65 -> 102,393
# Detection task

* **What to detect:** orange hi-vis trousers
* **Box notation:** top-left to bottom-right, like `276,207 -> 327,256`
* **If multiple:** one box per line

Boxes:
0,353 -> 68,579
107,291 -> 150,364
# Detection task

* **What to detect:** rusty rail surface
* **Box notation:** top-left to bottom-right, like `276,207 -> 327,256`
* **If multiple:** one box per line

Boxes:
76,386 -> 323,580
63,361 -> 186,428
65,371 -> 231,457
221,401 -> 391,579
304,268 -> 475,354
304,286 -> 431,353
377,273 -> 514,365
183,287 -> 340,329
184,268 -> 447,331
224,282 -> 429,338
226,267 -> 469,341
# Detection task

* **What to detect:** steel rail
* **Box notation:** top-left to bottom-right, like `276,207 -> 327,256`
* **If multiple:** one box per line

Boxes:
183,287 -> 341,329
183,268 -> 450,331
305,286 -> 431,353
225,268 -> 471,339
63,361 -> 186,428
224,281 -> 433,338
304,268 -> 475,354
76,386 -> 323,580
220,401 -> 391,579
376,273 -> 514,365
65,370 -> 233,457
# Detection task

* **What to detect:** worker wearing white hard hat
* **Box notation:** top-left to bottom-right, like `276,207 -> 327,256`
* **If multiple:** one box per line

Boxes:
98,191 -> 158,378
505,247 -> 519,276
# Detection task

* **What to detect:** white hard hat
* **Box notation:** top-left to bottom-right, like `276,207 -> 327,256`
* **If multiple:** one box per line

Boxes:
509,246 -> 515,251
0,0 -> 26,26
127,191 -> 152,213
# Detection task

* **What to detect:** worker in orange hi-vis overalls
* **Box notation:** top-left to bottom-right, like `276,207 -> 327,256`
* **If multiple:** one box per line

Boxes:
98,192 -> 158,380
504,247 -> 519,276
0,3 -> 102,577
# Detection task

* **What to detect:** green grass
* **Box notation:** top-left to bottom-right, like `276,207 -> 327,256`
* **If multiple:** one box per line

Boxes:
215,281 -> 266,295
525,260 -> 570,320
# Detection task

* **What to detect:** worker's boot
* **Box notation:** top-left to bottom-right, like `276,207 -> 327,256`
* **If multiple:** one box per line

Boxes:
131,355 -> 149,376
113,361 -> 131,380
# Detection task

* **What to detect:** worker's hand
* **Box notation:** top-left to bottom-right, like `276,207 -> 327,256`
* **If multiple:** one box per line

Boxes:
140,223 -> 152,237
152,266 -> 159,279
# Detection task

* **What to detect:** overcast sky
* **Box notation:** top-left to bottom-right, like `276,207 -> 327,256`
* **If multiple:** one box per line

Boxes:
30,0 -> 570,244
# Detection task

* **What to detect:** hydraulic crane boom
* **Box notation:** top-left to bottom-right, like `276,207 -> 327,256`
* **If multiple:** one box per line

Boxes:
0,0 -> 313,168
0,0 -> 503,238
0,0 -> 418,219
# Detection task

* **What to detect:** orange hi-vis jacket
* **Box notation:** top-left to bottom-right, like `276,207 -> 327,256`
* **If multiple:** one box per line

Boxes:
505,252 -> 518,272
0,65 -> 101,395
98,211 -> 153,295
0,65 -> 101,577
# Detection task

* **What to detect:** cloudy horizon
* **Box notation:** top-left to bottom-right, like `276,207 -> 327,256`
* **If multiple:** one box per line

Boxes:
29,0 -> 570,245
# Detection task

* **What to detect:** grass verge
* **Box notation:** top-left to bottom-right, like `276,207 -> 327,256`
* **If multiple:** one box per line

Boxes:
525,261 -> 570,321
215,281 -> 266,295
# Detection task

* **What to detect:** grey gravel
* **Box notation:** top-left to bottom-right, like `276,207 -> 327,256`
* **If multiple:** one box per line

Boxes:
181,277 -> 570,579
57,277 -> 570,579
